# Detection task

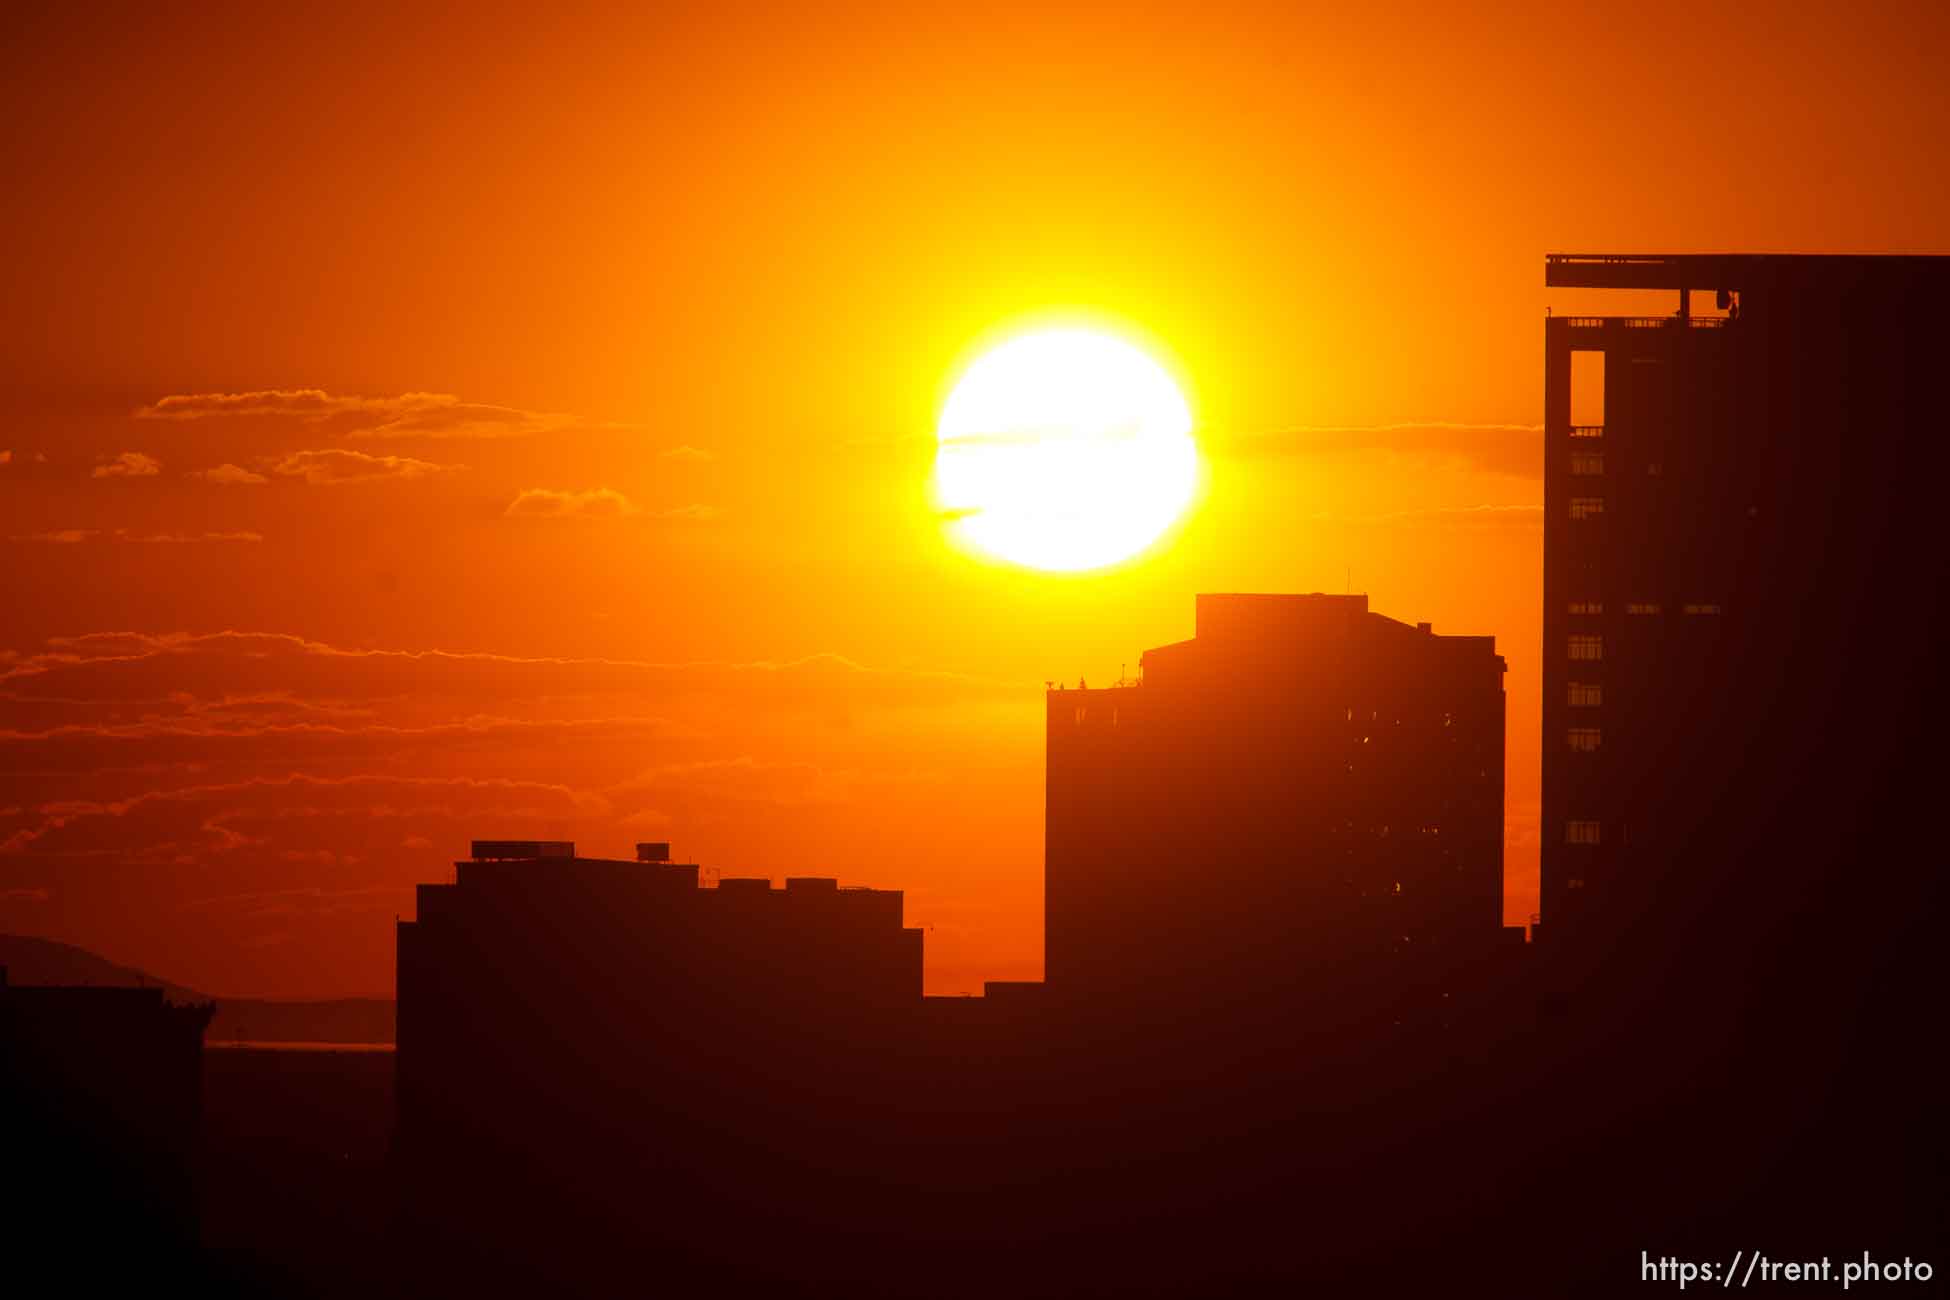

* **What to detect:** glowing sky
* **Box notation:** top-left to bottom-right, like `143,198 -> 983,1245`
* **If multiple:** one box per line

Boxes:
2,2 -> 1945,996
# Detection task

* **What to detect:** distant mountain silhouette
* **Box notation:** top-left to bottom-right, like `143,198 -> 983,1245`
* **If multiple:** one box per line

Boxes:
0,934 -> 208,1001
0,935 -> 395,1044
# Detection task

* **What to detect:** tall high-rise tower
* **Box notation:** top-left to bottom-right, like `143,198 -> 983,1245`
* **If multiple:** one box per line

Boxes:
1045,593 -> 1507,1007
1539,254 -> 1948,1002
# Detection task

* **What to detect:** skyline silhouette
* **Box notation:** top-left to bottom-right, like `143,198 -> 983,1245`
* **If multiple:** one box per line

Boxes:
3,5 -> 1948,1294
6,5 -> 1946,1004
8,249 -> 1948,1297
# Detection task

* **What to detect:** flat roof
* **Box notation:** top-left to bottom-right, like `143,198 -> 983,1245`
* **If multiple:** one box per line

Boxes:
1546,253 -> 1948,290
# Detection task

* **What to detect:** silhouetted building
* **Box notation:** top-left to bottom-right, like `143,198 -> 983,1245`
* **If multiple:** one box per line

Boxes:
1,967 -> 213,1281
1540,255 -> 1949,972
397,838 -> 920,1139
1046,593 -> 1507,1007
393,839 -> 926,1291
1530,255 -> 1948,1281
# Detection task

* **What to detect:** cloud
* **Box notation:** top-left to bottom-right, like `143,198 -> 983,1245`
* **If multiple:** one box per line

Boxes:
6,529 -> 260,545
92,451 -> 162,478
0,627 -> 1035,998
1225,421 -> 1545,479
0,713 -> 683,774
271,448 -> 457,485
0,772 -> 612,862
498,490 -> 717,520
189,463 -> 269,486
137,390 -> 390,421
1306,503 -> 1542,527
0,629 -> 1026,711
11,530 -> 98,543
115,530 -> 263,544
660,445 -> 712,462
503,487 -> 640,519
135,389 -> 601,440
349,399 -> 586,441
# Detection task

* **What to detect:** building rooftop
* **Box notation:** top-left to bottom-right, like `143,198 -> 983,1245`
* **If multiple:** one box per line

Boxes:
1046,593 -> 1503,695
1546,252 -> 1948,290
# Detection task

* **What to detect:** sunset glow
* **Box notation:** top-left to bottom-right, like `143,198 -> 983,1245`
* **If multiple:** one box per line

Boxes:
934,328 -> 1197,572
4,1 -> 1944,1004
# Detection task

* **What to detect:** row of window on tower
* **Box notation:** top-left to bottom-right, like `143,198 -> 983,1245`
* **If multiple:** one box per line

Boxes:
1569,602 -> 1723,615
1567,454 -> 1666,478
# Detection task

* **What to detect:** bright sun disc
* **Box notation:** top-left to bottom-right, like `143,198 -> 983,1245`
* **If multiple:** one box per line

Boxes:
934,327 -> 1197,572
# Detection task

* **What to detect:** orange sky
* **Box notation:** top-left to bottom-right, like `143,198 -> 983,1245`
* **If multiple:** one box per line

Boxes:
3,2 -> 1945,996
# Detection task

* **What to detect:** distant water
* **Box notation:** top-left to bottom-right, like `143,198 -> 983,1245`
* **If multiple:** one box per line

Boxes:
205,1040 -> 395,1052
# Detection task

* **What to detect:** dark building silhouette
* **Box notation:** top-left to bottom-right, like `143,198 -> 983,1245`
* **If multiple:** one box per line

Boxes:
393,840 -> 928,1292
1530,254 -> 1948,1280
8,261 -> 1936,1298
1540,254 -> 1947,977
387,595 -> 1530,1294
1047,593 -> 1509,1006
116,257 -> 1940,1299
1,967 -> 213,1283
397,839 -> 921,1151
239,245 -> 1949,1287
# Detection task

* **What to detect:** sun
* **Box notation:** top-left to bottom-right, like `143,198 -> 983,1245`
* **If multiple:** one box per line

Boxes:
934,326 -> 1198,572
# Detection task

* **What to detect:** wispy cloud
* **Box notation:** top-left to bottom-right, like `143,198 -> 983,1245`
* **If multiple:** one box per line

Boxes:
116,530 -> 264,544
271,448 -> 458,485
137,390 -> 400,420
1223,421 -> 1545,479
92,451 -> 162,478
0,713 -> 684,775
1280,421 -> 1545,434
10,529 -> 97,544
503,487 -> 640,519
189,463 -> 269,486
655,502 -> 719,521
348,398 -> 588,441
0,629 -> 1026,703
1307,503 -> 1543,526
135,389 -> 607,440
6,528 -> 261,545
0,772 -> 613,860
660,445 -> 712,462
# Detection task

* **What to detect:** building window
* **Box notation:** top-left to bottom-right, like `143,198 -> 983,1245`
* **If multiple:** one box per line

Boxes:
1569,425 -> 1604,439
1567,601 -> 1603,616
1568,634 -> 1603,661
1647,461 -> 1664,477
1626,601 -> 1662,615
1568,727 -> 1602,753
1567,877 -> 1587,890
1569,497 -> 1603,520
1570,351 -> 1604,427
1570,451 -> 1604,476
1566,820 -> 1602,845
1568,681 -> 1602,708
1683,603 -> 1722,615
